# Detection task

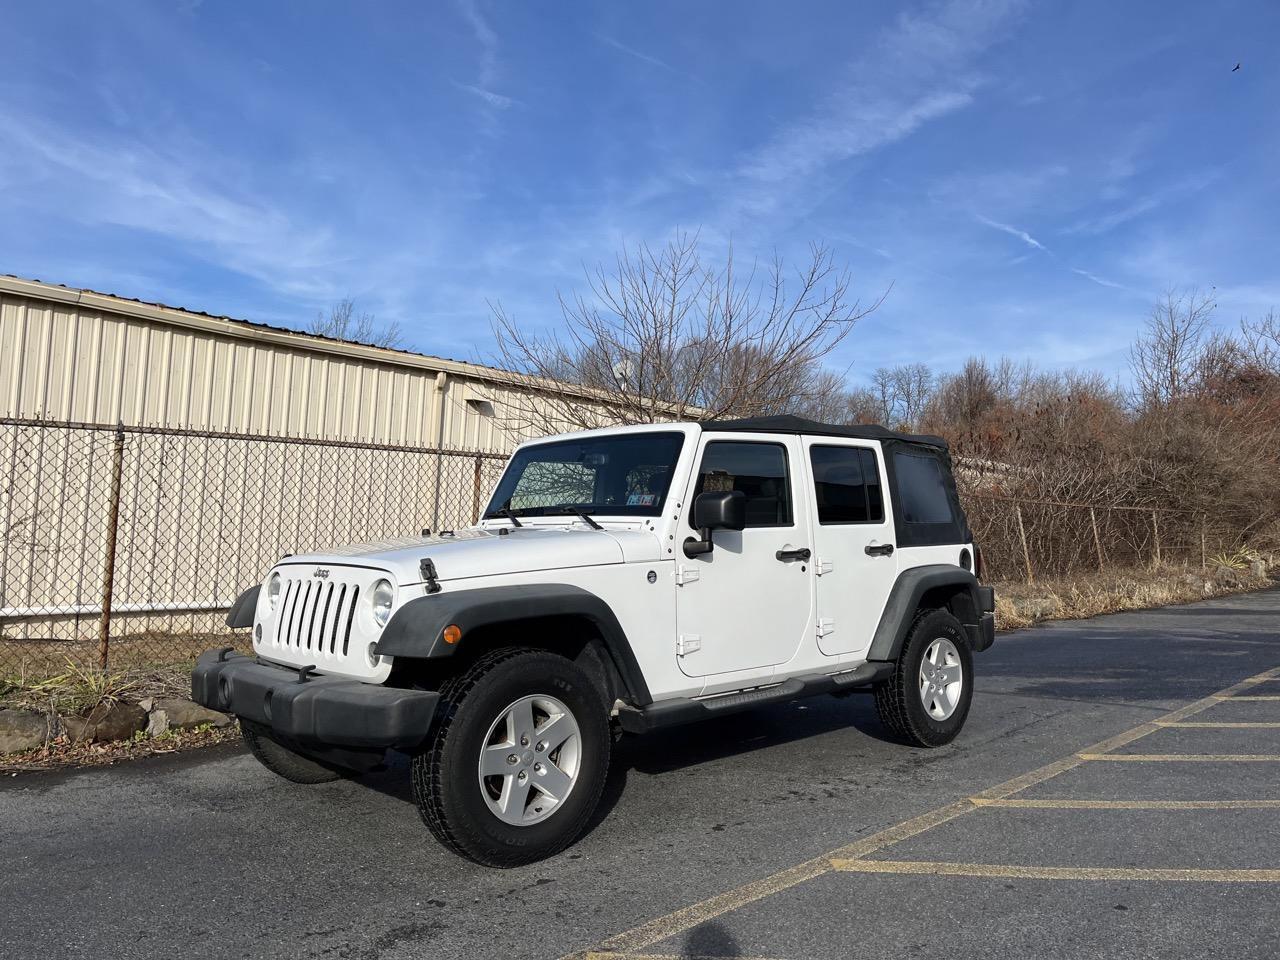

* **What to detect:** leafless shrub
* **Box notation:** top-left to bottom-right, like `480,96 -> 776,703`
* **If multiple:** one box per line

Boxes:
310,298 -> 404,349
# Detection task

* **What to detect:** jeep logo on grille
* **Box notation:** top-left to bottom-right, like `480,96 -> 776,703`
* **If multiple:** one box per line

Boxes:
313,568 -> 330,579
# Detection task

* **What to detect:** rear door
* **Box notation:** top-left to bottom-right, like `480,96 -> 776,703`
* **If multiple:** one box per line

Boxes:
803,439 -> 898,659
674,434 -> 815,679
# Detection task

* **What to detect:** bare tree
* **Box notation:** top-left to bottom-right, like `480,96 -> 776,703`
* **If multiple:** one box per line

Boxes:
890,362 -> 933,429
311,298 -> 404,349
489,232 -> 886,432
1129,288 -> 1216,407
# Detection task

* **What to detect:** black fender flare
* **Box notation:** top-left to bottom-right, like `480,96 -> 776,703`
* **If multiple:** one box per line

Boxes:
867,565 -> 994,662
374,584 -> 652,705
226,585 -> 260,628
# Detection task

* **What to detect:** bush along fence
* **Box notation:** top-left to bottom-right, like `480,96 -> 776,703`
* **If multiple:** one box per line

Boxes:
0,416 -> 1266,679
0,418 -> 506,676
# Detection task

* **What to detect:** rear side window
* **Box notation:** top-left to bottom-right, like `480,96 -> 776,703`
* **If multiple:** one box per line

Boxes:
810,445 -> 884,524
691,442 -> 792,527
893,450 -> 955,524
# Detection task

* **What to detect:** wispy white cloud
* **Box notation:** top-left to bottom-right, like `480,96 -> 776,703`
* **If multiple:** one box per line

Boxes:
725,0 -> 1025,222
1071,267 -> 1127,290
455,0 -> 513,125
975,214 -> 1048,251
457,0 -> 499,89
595,34 -> 677,74
453,82 -> 517,110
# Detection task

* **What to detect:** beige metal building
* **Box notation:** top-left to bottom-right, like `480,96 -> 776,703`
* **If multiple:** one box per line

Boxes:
0,274 -> 588,451
0,275 -> 614,667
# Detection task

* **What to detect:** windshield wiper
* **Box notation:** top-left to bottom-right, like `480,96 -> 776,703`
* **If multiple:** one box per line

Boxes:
494,507 -> 523,527
552,505 -> 602,530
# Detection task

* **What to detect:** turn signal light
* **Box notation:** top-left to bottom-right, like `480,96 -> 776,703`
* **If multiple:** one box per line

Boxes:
442,624 -> 462,645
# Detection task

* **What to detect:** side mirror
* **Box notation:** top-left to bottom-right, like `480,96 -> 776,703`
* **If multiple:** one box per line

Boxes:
684,490 -> 746,557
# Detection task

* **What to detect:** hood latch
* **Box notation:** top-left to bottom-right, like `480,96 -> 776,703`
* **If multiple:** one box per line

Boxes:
420,558 -> 442,594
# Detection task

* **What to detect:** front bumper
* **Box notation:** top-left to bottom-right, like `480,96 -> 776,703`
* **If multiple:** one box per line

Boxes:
192,650 -> 438,750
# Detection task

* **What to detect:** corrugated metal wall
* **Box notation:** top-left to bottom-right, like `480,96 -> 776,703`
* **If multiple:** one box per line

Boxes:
0,278 -> 565,453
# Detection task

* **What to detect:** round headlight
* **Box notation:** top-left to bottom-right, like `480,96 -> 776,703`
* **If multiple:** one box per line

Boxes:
371,578 -> 395,627
266,572 -> 282,610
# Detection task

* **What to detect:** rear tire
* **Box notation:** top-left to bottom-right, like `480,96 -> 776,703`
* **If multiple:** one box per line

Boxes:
412,648 -> 610,867
240,718 -> 343,784
874,608 -> 973,747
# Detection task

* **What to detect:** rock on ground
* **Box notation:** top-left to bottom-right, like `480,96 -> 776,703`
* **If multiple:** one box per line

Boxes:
62,701 -> 147,744
0,709 -> 52,755
146,699 -> 233,737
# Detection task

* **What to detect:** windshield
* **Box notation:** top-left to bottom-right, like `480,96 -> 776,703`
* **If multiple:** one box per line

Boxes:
484,431 -> 685,519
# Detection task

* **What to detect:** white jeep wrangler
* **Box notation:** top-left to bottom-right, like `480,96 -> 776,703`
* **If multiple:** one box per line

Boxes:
195,415 -> 994,866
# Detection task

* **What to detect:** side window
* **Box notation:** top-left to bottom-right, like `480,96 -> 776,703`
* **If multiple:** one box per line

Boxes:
893,450 -> 955,524
810,445 -> 884,524
691,441 -> 792,527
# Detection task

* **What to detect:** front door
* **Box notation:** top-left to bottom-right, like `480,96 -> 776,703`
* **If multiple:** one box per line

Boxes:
804,438 -> 899,658
675,435 -> 815,678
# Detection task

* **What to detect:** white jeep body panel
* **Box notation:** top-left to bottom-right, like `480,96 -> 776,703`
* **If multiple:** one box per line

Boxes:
247,420 -> 974,705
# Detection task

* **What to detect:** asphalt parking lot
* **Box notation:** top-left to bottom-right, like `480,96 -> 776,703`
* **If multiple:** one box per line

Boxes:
3,588 -> 1279,960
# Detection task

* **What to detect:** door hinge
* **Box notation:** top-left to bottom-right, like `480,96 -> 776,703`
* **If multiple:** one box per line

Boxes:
815,557 -> 833,575
675,565 -> 700,585
817,618 -> 835,638
677,634 -> 702,657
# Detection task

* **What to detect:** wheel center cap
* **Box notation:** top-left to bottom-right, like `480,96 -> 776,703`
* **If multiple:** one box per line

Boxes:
521,750 -> 535,766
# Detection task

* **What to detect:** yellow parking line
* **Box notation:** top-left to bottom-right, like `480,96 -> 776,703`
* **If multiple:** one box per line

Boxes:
1157,720 -> 1280,728
830,859 -> 1280,883
1080,753 -> 1280,762
561,662 -> 1280,959
971,798 -> 1280,810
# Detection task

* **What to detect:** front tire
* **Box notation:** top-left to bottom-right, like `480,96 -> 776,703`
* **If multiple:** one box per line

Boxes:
874,608 -> 973,747
240,718 -> 343,784
412,648 -> 611,867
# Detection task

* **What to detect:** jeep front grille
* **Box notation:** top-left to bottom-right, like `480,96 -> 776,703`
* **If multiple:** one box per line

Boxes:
256,565 -> 394,682
274,578 -> 361,655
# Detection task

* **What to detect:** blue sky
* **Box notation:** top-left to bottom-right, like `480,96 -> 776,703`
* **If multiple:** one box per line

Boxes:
2,0 -> 1277,385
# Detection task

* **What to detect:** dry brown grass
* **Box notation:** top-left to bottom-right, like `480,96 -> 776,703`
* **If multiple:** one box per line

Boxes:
993,565 -> 1272,630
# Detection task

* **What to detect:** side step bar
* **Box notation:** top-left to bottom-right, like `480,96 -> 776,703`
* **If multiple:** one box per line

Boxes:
618,661 -> 895,734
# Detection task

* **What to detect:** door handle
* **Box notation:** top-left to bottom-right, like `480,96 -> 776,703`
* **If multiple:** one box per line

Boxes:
865,543 -> 894,557
775,547 -> 811,562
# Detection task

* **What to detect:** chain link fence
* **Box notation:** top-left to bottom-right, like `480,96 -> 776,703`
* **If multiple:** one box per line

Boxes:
1,418 -> 506,677
964,492 -> 1247,582
2,416 -> 1265,680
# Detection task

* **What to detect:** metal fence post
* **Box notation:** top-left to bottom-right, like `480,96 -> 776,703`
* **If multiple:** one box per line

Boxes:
1151,510 -> 1161,568
1015,504 -> 1033,584
1089,507 -> 1104,572
471,454 -> 483,524
98,422 -> 126,671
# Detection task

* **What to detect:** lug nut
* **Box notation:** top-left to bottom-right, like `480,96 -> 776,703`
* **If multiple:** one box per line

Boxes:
507,754 -> 519,765
534,762 -> 543,773
536,741 -> 546,753
520,735 -> 530,746
518,771 -> 527,781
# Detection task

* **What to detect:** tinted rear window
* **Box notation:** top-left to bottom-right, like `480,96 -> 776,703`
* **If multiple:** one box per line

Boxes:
893,450 -> 954,524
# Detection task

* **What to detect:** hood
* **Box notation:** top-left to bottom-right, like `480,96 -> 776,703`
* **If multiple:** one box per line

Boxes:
280,525 -> 659,586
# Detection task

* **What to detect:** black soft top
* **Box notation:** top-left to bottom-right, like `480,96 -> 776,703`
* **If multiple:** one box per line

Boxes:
703,415 -> 948,449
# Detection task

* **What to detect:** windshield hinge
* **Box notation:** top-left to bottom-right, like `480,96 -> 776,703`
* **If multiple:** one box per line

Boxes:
420,558 -> 442,594
677,634 -> 702,657
675,566 -> 700,586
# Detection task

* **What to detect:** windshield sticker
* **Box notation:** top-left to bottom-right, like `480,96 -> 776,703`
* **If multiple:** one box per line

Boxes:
627,493 -> 657,506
